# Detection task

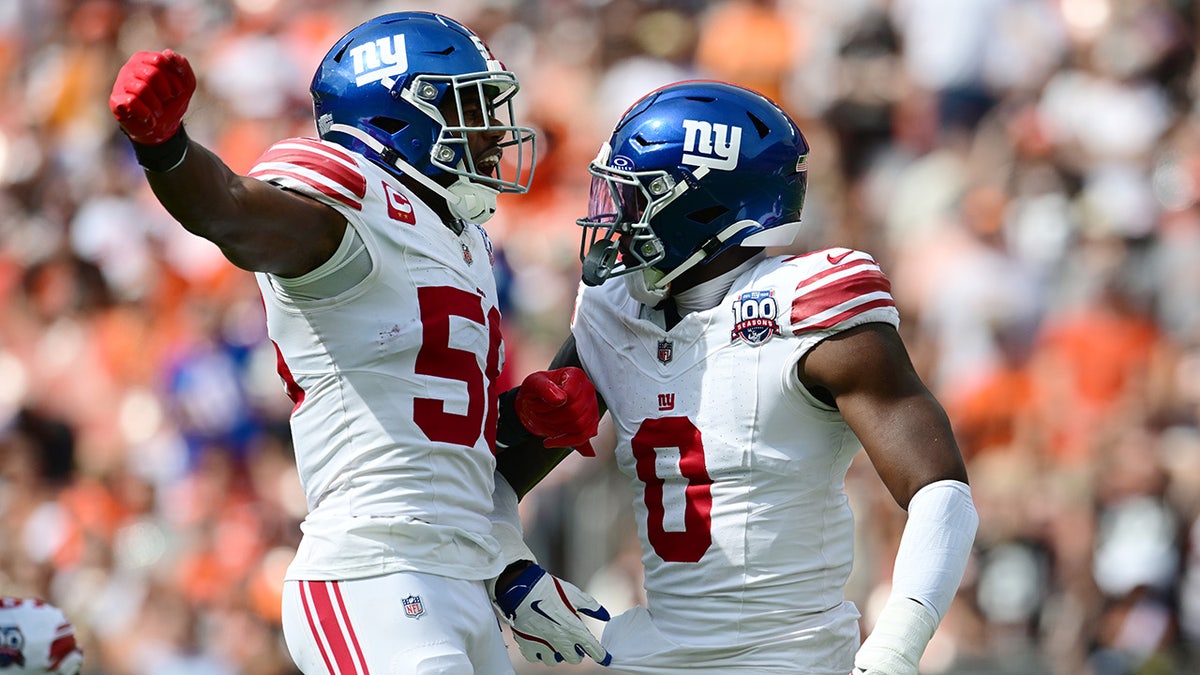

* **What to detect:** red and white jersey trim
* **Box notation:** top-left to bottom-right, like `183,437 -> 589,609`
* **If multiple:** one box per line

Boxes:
249,138 -> 368,211
788,248 -> 895,333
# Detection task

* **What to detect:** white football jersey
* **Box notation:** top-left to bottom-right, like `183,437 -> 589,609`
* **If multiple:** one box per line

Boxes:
0,597 -> 82,674
572,249 -> 900,673
249,139 -> 507,582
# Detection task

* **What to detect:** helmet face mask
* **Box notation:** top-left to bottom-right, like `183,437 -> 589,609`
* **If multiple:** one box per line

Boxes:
578,144 -> 675,285
414,70 -> 534,190
311,12 -> 536,197
578,81 -> 809,288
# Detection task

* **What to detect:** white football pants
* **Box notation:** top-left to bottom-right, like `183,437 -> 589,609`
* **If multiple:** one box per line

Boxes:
281,571 -> 514,674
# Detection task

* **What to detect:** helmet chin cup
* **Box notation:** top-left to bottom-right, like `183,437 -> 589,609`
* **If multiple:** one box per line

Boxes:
446,179 -> 499,223
624,267 -> 669,306
582,239 -> 619,286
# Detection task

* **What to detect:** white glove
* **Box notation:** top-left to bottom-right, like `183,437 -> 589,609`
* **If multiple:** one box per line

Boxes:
494,563 -> 611,666
853,596 -> 938,675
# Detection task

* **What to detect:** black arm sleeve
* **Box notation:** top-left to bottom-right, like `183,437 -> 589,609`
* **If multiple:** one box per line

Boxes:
495,335 -> 608,500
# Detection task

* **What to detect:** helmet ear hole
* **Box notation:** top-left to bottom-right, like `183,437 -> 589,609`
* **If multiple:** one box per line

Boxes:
369,116 -> 409,135
687,205 -> 729,225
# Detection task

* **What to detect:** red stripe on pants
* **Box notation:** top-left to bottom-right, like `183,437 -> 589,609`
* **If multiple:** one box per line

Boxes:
302,581 -> 369,674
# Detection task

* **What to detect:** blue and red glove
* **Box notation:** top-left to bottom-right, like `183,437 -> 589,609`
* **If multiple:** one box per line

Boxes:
109,50 -> 195,170
495,563 -> 611,666
515,367 -> 600,456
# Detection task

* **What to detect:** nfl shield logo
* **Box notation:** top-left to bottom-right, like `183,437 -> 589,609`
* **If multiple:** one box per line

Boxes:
402,595 -> 425,619
657,339 -> 673,364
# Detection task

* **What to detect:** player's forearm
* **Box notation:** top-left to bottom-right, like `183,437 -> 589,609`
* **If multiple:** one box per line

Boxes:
141,134 -> 339,275
854,479 -> 978,674
488,471 -> 538,578
495,336 -> 603,498
142,133 -> 259,243
495,388 -> 580,499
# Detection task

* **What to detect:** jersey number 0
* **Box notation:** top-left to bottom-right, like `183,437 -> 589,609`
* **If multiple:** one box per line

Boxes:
632,416 -> 713,563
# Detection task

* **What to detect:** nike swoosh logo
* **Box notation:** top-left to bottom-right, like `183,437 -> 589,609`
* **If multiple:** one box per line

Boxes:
827,250 -> 852,265
530,600 -> 560,625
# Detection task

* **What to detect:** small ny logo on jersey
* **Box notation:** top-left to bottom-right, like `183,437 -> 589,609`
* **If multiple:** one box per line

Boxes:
350,34 -> 409,87
731,290 -> 781,345
658,393 -> 675,411
682,120 -> 742,171
402,595 -> 426,619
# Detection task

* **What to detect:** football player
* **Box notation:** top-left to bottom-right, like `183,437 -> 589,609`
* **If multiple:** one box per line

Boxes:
498,81 -> 979,674
109,11 -> 607,672
0,597 -> 83,675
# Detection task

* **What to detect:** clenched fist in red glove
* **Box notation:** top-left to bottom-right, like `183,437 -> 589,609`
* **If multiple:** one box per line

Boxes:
109,49 -> 196,145
515,367 -> 600,457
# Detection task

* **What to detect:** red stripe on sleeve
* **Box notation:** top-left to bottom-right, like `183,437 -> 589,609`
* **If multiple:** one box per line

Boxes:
248,167 -> 363,210
254,140 -> 367,197
791,264 -> 893,328
45,631 -> 78,670
800,297 -> 897,332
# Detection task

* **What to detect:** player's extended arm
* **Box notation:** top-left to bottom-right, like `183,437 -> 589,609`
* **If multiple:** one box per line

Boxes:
496,335 -> 607,499
490,445 -> 611,667
109,50 -> 345,277
799,323 -> 978,675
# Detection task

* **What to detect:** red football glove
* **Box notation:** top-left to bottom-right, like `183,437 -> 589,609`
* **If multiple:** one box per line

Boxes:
515,367 -> 599,457
109,49 -> 196,145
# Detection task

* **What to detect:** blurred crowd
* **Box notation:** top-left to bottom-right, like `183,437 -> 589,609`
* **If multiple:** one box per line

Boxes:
1,0 -> 1199,673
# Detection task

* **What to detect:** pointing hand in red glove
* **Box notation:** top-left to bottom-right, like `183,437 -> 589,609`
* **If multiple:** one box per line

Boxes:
109,49 -> 196,145
515,367 -> 600,457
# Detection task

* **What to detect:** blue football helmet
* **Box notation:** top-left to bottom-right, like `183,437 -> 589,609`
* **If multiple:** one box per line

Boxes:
578,81 -> 808,289
310,12 -> 536,221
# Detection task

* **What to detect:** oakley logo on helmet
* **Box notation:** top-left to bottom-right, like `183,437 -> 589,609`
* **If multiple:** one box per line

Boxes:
681,120 -> 741,172
350,34 -> 409,87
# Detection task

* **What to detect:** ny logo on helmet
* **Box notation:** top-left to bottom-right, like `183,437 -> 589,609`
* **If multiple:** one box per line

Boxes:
350,35 -> 409,87
681,120 -> 742,172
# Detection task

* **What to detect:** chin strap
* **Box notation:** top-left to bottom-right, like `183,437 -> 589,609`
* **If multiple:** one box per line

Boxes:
328,123 -> 498,223
652,218 -> 762,289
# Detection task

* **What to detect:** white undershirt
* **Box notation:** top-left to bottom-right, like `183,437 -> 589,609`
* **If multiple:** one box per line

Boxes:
271,224 -> 371,300
672,252 -> 766,315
